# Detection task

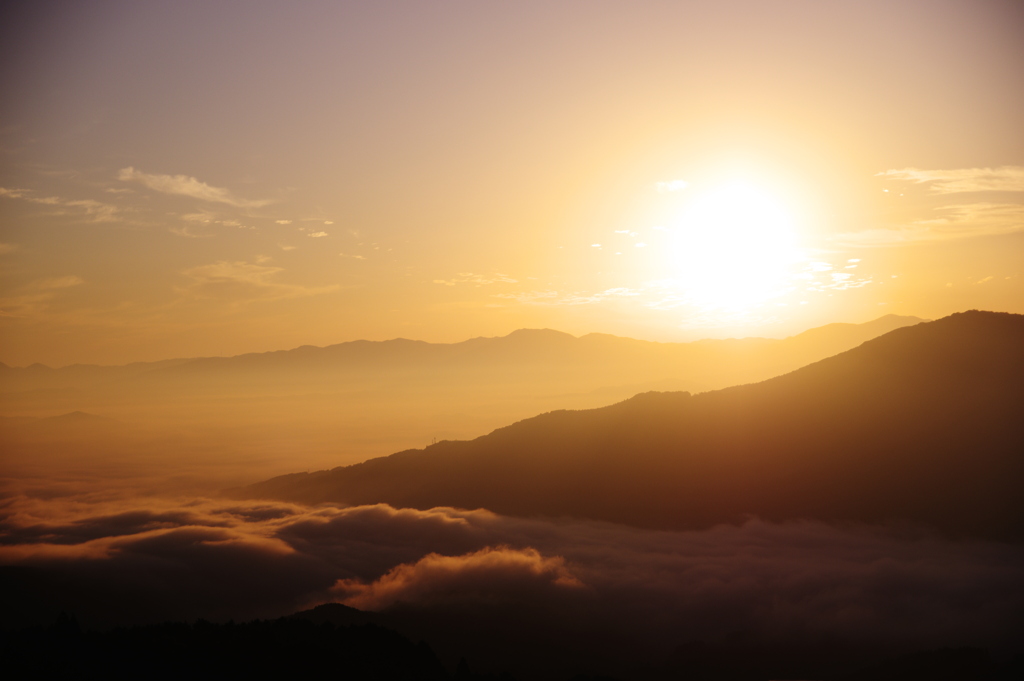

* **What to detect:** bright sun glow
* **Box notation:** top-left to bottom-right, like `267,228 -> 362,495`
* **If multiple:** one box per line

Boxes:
662,181 -> 804,310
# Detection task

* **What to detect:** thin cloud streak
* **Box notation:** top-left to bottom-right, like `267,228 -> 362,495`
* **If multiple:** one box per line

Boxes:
878,166 -> 1024,194
0,276 -> 84,318
0,187 -> 120,222
434,273 -> 518,287
170,225 -> 213,238
180,259 -> 340,302
835,203 -> 1024,246
117,167 -> 271,208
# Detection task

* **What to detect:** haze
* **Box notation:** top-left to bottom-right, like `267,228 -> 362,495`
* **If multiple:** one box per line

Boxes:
2,2 -> 1023,680
2,0 -> 1022,367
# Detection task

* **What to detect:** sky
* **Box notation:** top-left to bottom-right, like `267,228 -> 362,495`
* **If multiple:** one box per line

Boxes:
1,0 -> 1023,367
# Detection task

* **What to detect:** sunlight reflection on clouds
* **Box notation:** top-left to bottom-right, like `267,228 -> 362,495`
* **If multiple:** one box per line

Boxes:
1,491 -> 1021,649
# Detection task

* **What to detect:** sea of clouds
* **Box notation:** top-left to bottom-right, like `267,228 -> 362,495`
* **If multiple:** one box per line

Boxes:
2,488 -> 1022,659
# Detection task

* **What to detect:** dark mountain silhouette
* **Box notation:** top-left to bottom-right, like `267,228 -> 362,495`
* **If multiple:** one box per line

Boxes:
0,613 -> 450,681
290,603 -> 1021,681
237,311 -> 1024,541
7,607 -> 1017,681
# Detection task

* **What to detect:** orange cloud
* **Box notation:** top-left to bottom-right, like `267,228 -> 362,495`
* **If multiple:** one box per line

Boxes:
332,546 -> 584,611
2,494 -> 1021,646
180,260 -> 340,302
877,166 -> 1024,194
117,167 -> 270,208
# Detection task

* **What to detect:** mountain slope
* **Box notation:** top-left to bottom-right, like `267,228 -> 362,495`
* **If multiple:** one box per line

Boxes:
238,311 -> 1024,541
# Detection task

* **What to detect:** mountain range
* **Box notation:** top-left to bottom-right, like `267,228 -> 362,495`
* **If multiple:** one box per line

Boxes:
0,314 -> 924,394
0,313 -> 928,470
237,311 -> 1024,541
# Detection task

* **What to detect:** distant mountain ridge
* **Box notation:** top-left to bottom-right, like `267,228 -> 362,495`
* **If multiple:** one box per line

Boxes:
1,314 -> 925,390
237,311 -> 1024,541
0,314 -> 929,474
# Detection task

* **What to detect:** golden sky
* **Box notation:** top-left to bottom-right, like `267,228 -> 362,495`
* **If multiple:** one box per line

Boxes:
1,0 -> 1023,366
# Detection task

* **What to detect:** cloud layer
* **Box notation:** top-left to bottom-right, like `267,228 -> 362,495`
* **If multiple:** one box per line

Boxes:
2,491 -> 1021,657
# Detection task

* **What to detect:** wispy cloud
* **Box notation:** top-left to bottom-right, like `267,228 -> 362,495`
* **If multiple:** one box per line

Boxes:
0,276 -> 83,318
180,260 -> 339,302
37,276 -> 84,290
839,166 -> 1024,246
877,166 -> 1024,194
179,212 -> 255,232
117,167 -> 270,208
307,231 -> 328,238
494,286 -> 642,306
656,180 -> 689,193
64,199 -> 120,222
433,272 -> 518,287
494,262 -> 869,316
0,243 -> 16,255
170,225 -> 213,239
0,187 -> 120,222
807,272 -> 872,292
0,187 -> 35,200
835,203 -> 1024,246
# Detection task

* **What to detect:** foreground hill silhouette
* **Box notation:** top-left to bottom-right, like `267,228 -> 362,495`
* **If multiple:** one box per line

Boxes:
7,609 -> 1019,681
1,613 -> 450,681
238,311 -> 1024,541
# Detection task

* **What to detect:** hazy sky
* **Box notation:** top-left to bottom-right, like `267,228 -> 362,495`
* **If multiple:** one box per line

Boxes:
2,0 -> 1022,366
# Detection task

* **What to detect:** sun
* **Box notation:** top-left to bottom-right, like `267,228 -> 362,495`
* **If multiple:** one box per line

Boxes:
660,181 -> 804,311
